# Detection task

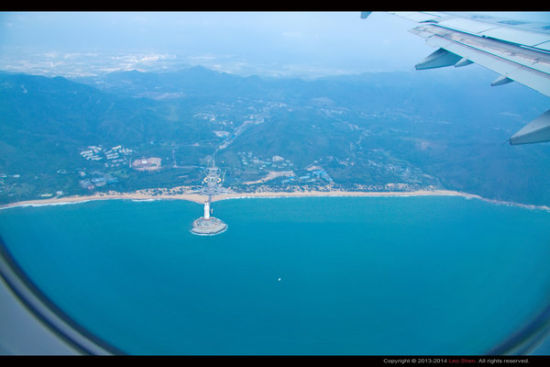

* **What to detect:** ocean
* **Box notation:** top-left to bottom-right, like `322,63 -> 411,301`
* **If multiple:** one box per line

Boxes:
1,196 -> 549,355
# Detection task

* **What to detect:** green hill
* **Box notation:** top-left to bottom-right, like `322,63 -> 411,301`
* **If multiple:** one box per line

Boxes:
1,67 -> 550,206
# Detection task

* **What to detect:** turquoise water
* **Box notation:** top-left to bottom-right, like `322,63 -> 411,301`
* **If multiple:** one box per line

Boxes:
1,196 -> 550,355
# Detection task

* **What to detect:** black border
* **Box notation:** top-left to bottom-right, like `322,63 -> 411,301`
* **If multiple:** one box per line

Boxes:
1,5 -> 550,362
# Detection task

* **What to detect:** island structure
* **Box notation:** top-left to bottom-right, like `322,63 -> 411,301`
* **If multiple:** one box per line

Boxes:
190,159 -> 228,236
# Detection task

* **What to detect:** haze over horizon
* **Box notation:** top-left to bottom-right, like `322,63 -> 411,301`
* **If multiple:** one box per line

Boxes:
1,11 -> 548,78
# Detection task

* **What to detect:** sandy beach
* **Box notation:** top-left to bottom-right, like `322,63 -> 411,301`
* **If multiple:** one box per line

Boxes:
0,190 -> 206,210
2,188 -> 549,212
210,189 -> 480,202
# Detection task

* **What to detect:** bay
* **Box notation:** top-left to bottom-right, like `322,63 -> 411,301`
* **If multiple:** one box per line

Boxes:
1,196 -> 549,355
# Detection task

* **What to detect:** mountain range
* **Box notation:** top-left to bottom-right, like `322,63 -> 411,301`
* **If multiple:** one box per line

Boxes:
1,65 -> 549,205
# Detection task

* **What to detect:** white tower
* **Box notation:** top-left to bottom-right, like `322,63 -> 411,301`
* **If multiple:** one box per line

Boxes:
204,201 -> 210,220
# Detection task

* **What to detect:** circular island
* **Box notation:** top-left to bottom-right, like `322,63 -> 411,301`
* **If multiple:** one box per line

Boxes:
191,216 -> 227,236
190,200 -> 227,236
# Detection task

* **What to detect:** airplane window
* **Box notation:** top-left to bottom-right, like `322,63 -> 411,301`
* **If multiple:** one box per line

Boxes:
0,11 -> 549,358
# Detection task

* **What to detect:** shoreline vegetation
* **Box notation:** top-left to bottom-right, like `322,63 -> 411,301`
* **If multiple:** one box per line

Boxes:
1,188 -> 549,212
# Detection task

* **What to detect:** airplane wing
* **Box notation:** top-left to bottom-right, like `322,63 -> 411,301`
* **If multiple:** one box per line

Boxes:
361,11 -> 550,145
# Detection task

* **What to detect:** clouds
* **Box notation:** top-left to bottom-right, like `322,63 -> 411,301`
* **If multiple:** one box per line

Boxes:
1,11 -> 512,77
0,12 -> 419,75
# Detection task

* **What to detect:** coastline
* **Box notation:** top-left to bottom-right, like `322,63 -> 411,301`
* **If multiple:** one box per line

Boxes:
210,189 -> 477,202
0,191 -> 207,210
1,189 -> 549,212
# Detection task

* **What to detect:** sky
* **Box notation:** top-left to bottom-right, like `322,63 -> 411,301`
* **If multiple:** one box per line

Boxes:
0,11 -> 549,77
